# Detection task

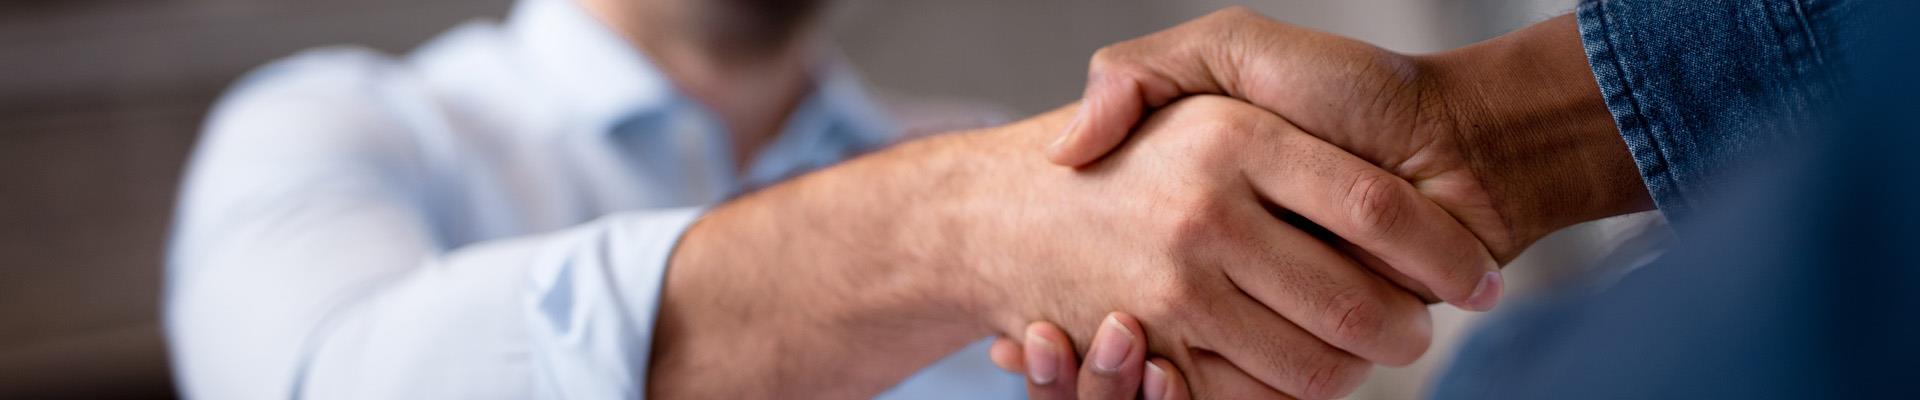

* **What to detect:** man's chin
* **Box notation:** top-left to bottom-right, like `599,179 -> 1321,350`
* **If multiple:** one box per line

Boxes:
695,0 -> 826,54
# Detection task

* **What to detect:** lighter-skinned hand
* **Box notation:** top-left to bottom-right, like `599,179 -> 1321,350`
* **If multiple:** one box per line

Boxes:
946,96 -> 1491,398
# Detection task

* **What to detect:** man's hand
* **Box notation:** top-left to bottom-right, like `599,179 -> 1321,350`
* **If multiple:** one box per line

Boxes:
649,96 -> 1489,399
1048,8 -> 1652,277
986,312 -> 1190,400
958,96 -> 1464,398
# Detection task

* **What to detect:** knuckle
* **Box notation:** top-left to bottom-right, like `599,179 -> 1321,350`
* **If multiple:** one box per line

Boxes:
1194,96 -> 1255,122
1207,5 -> 1259,23
1086,43 -> 1151,92
1088,45 -> 1123,71
1158,191 -> 1233,249
1342,172 -> 1411,242
1198,6 -> 1266,41
1197,96 -> 1266,128
1213,103 -> 1266,140
1324,289 -> 1388,353
1160,96 -> 1262,145
1174,94 -> 1247,115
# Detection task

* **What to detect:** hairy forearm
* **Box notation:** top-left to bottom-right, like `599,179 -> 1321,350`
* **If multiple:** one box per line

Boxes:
646,107 -> 1075,398
1421,14 -> 1654,248
649,138 -> 979,398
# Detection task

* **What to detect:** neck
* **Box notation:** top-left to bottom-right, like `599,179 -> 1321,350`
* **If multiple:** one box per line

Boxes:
577,0 -> 820,171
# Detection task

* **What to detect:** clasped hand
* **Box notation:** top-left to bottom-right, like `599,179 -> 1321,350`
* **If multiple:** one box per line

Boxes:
952,94 -> 1497,399
970,6 -> 1590,399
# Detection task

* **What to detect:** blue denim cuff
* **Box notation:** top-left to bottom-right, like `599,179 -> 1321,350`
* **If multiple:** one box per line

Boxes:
1575,0 -> 1842,224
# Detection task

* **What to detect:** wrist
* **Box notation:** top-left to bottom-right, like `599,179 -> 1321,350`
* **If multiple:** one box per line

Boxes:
914,106 -> 1088,337
1415,14 -> 1651,254
650,137 -> 1005,398
873,132 -> 1015,331
775,138 -> 1002,339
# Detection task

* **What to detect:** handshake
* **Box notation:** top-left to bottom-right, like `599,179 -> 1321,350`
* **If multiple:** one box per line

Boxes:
651,8 -> 1650,400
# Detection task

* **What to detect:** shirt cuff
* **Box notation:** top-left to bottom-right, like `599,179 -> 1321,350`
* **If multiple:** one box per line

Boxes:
1575,0 -> 1837,224
523,208 -> 706,400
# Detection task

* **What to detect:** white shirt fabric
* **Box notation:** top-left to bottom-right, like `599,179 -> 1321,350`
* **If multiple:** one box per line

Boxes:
162,0 -> 1023,398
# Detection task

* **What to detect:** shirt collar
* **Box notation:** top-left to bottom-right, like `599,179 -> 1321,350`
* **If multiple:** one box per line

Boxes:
804,55 -> 899,148
503,0 -> 897,148
506,0 -> 671,129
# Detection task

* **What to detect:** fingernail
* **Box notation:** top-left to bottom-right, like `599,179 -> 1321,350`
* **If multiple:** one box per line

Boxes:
1049,108 -> 1087,154
1465,271 -> 1504,311
1024,330 -> 1061,385
1090,315 -> 1134,373
1144,362 -> 1169,400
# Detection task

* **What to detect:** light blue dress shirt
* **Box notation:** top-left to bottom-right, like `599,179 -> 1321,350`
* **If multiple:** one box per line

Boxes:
163,0 -> 1023,398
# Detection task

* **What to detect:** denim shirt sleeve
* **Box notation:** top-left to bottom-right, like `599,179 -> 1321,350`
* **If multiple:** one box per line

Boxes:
1576,0 -> 1855,222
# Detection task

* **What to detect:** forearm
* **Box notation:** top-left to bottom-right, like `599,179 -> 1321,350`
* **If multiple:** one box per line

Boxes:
1420,14 -> 1654,246
646,108 -> 1074,398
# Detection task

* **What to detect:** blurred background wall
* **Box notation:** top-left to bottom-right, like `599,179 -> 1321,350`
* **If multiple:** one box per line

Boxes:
1,0 -> 1634,398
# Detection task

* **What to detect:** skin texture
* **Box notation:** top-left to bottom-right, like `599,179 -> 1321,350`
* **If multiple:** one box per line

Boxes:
567,0 -> 1479,397
1051,8 -> 1650,263
1012,8 -> 1658,398
648,96 -> 1479,399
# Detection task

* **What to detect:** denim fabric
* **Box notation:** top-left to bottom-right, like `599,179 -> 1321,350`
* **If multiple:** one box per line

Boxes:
1430,1 -> 1920,398
1576,0 -> 1859,222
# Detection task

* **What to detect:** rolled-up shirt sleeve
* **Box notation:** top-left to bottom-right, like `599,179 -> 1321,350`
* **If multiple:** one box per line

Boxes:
166,53 -> 695,400
284,211 -> 700,400
1575,0 -> 1858,221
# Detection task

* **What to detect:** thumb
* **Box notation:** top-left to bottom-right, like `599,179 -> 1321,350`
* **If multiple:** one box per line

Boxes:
1043,7 -> 1265,167
1047,75 -> 1147,167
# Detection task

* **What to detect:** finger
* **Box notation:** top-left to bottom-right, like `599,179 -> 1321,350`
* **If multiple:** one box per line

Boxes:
1241,114 -> 1503,311
1225,201 -> 1434,366
1181,348 -> 1295,400
1336,240 -> 1442,304
1076,313 -> 1148,400
1047,7 -> 1269,167
1047,71 -> 1146,166
1024,322 -> 1080,400
1282,211 -> 1444,303
990,336 -> 1025,373
1192,294 -> 1370,400
1143,358 -> 1191,400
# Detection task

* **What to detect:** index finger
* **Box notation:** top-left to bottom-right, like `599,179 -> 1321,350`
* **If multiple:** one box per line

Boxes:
1048,7 -> 1269,166
1235,108 -> 1503,311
